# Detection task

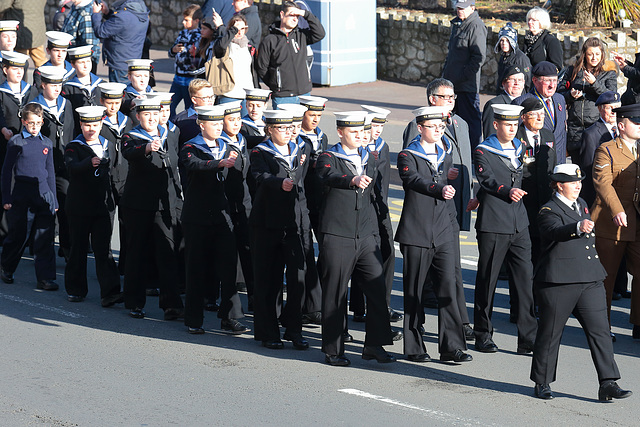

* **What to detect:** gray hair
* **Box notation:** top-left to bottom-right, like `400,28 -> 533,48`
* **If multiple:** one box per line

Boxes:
426,78 -> 454,106
526,7 -> 551,30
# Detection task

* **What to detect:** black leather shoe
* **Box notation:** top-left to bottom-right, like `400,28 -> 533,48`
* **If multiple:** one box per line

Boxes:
163,308 -> 184,321
325,354 -> 350,366
101,292 -> 124,308
633,325 -> 640,340
612,291 -> 622,301
221,319 -> 248,334
37,280 -> 58,291
534,383 -> 554,400
353,313 -> 366,322
362,346 -> 396,363
475,339 -> 498,353
598,381 -> 632,401
262,340 -> 284,349
145,288 -> 160,296
188,327 -> 205,334
302,311 -> 322,325
129,308 -> 145,319
621,290 -> 632,299
283,331 -> 309,350
407,353 -> 431,363
343,332 -> 353,342
392,330 -> 403,341
67,295 -> 84,303
1,268 -> 14,284
204,300 -> 219,312
517,342 -> 535,355
440,349 -> 473,362
611,331 -> 617,342
463,324 -> 474,341
389,309 -> 403,322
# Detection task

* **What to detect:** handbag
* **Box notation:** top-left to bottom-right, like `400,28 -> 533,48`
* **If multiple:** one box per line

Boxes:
205,48 -> 235,95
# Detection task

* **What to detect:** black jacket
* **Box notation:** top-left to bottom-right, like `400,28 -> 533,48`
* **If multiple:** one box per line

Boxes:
523,30 -> 563,70
255,10 -> 325,98
0,82 -> 37,161
534,195 -> 606,284
442,11 -> 487,93
482,92 -> 513,140
237,4 -> 262,48
575,119 -> 614,207
621,52 -> 640,105
299,127 -> 328,217
221,132 -> 251,216
102,112 -> 133,199
34,94 -> 74,178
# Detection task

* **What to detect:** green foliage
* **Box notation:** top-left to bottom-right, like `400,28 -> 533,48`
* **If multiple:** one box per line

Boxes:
601,0 -> 640,23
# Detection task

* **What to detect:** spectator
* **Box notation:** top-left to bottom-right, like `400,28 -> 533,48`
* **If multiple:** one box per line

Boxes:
92,0 -> 150,84
614,50 -> 640,105
558,37 -> 617,160
53,1 -> 73,31
0,0 -> 48,67
233,0 -> 261,47
494,22 -> 531,94
193,22 -> 215,80
442,0 -> 486,151
255,1 -> 325,109
61,0 -> 102,74
523,7 -> 563,70
201,0 -> 234,25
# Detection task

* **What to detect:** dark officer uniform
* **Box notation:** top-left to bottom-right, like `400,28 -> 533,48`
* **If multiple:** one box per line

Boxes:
62,74 -> 103,137
473,113 -> 537,352
174,106 -> 199,148
396,131 -> 469,361
531,164 -> 630,401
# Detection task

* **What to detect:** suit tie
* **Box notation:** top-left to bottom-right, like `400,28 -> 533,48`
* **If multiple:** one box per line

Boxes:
612,126 -> 618,139
546,98 -> 554,121
572,201 -> 581,216
533,134 -> 539,148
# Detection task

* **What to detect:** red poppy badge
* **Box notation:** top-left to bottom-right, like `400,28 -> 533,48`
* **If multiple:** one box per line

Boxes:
43,147 -> 48,155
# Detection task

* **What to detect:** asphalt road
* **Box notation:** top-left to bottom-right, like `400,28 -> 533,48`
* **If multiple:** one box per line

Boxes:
0,50 -> 638,426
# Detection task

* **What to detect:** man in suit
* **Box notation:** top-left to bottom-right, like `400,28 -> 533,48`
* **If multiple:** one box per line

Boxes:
513,61 -> 567,164
592,103 -> 640,339
531,163 -> 631,401
575,91 -> 621,207
516,97 -> 556,265
482,65 -> 525,139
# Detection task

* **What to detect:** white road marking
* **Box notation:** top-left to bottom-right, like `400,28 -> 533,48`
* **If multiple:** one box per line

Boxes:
0,292 -> 85,319
338,388 -> 487,426
461,259 -> 478,267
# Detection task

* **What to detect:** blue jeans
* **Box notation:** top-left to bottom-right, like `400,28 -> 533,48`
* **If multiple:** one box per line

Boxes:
170,75 -> 194,120
216,96 -> 248,117
108,68 -> 128,84
271,93 -> 310,110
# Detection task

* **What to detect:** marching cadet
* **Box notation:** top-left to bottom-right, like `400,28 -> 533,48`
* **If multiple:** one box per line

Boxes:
249,110 -> 308,349
99,82 -> 131,274
397,106 -> 472,363
174,79 -> 215,148
220,101 -> 255,311
180,105 -> 247,335
33,31 -> 75,91
32,65 -> 74,262
63,45 -> 103,137
531,163 -> 632,402
0,20 -> 21,85
240,88 -> 270,149
64,106 -> 122,306
0,103 -> 58,290
473,104 -> 538,354
119,98 -> 184,320
317,111 -> 394,367
121,59 -> 154,120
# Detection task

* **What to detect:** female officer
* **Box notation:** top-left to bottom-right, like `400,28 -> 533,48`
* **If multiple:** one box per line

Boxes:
531,163 -> 631,401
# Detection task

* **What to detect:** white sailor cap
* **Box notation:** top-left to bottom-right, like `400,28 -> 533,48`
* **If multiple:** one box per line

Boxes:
195,105 -> 226,121
135,97 -> 161,111
76,106 -> 106,122
126,59 -> 153,72
99,82 -> 127,99
361,105 -> 391,124
146,92 -> 174,106
244,88 -> 270,102
278,104 -> 307,122
67,45 -> 93,61
0,20 -> 19,32
299,95 -> 327,111
412,106 -> 448,123
550,163 -> 585,182
1,50 -> 29,67
335,111 -> 366,127
263,109 -> 293,125
492,104 -> 523,121
364,113 -> 375,130
38,65 -> 66,84
45,31 -> 74,49
221,100 -> 243,116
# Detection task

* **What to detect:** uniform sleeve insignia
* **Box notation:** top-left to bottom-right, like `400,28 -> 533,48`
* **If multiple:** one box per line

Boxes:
540,206 -> 551,212
402,166 -> 408,171
595,163 -> 609,169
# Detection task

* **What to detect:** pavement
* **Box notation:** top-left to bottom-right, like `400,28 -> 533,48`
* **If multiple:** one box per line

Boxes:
0,49 -> 638,425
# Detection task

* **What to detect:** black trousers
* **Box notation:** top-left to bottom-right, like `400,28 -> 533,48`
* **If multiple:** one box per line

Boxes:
474,230 -> 537,345
349,215 -> 396,315
121,207 -> 183,310
531,281 -> 620,384
183,221 -> 242,328
452,225 -> 471,324
301,212 -> 322,314
64,214 -> 120,298
319,233 -> 392,356
232,211 -> 254,297
251,226 -> 306,342
1,184 -> 56,281
401,242 -> 466,355
55,176 -> 70,255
